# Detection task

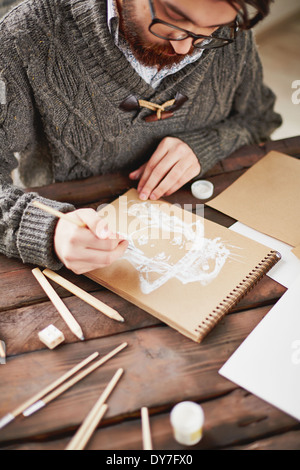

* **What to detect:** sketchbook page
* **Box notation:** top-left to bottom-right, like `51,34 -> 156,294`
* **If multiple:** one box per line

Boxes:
206,151 -> 300,247
219,276 -> 300,421
229,222 -> 300,288
87,189 -> 278,342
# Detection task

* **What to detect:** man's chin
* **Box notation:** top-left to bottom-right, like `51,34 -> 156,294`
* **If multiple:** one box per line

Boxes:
163,51 -> 177,57
132,47 -> 186,68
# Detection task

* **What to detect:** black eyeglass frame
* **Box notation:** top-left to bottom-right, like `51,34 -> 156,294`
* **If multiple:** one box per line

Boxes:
148,0 -> 239,49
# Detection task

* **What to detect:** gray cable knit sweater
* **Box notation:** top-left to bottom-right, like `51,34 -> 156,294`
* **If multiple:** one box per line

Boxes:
0,0 -> 282,270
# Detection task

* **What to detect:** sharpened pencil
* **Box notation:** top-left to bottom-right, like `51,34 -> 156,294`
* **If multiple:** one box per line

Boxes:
32,201 -> 125,323
0,341 -> 5,358
0,352 -> 99,429
66,403 -> 108,450
32,267 -> 85,340
22,343 -> 127,418
43,269 -> 124,323
141,407 -> 153,450
66,368 -> 124,450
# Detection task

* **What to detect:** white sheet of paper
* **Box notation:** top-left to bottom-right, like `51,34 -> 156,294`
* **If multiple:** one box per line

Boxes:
219,276 -> 300,421
229,222 -> 300,288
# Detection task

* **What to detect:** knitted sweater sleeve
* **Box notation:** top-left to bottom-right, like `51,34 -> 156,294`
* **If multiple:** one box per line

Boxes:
0,26 -> 75,269
173,31 -> 282,176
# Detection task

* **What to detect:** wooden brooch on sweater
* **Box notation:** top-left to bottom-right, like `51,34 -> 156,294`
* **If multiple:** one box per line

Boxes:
119,92 -> 188,122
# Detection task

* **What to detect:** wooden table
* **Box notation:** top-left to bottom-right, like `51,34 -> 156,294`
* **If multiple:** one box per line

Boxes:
0,136 -> 299,451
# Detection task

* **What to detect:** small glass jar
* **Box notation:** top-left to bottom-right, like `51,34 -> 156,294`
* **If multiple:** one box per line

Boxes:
170,401 -> 204,446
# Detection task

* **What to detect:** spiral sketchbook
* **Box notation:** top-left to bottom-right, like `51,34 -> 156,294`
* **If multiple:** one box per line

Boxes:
86,189 -> 281,342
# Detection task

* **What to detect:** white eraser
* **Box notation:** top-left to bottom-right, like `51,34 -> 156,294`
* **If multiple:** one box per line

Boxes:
191,180 -> 214,200
38,324 -> 65,349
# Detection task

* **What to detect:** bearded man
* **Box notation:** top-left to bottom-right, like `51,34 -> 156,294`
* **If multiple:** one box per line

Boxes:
0,0 -> 281,273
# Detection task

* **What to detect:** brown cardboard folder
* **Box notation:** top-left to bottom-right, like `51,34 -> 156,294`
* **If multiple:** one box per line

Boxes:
207,151 -> 300,250
86,189 -> 280,343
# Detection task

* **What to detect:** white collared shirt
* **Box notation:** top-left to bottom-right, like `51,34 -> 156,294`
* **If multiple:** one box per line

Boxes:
107,0 -> 203,89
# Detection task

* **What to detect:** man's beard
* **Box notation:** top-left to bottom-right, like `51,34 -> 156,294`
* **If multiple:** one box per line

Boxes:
118,2 -> 194,69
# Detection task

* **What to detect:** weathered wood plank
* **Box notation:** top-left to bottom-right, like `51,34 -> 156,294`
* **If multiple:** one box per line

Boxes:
25,137 -> 300,206
0,136 -> 297,451
263,135 -> 300,157
0,254 -> 28,275
220,136 -> 300,174
227,429 -> 300,450
1,388 -> 298,450
29,168 -> 246,210
0,209 -> 285,314
27,174 -> 134,205
79,390 -> 299,450
80,389 -> 299,450
0,265 -> 104,312
0,290 -> 160,356
232,275 -> 286,310
0,305 -> 271,444
85,389 -> 299,450
0,264 -> 284,356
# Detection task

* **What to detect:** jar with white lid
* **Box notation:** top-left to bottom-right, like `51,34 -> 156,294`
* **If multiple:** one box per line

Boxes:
170,401 -> 204,446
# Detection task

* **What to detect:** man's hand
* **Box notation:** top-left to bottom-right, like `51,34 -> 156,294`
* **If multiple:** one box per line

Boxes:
54,208 -> 128,275
129,137 -> 201,200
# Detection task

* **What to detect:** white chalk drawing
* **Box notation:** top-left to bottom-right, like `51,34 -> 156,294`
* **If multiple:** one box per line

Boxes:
119,201 -> 242,295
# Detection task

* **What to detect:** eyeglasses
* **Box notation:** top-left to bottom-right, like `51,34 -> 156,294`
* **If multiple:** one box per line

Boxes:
148,0 -> 239,49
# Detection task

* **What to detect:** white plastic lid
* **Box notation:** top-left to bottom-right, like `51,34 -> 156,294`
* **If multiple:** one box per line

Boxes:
191,180 -> 214,200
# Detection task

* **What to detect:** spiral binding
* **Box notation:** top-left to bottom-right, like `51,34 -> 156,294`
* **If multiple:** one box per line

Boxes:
194,250 -> 281,342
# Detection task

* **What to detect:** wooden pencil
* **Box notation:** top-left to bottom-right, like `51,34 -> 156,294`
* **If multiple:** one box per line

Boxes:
22,342 -> 127,417
0,351 -> 99,429
32,201 -> 86,228
67,403 -> 108,451
43,268 -> 124,323
66,367 -> 124,450
32,268 -> 85,340
141,407 -> 153,450
32,201 -> 125,323
0,341 -> 5,359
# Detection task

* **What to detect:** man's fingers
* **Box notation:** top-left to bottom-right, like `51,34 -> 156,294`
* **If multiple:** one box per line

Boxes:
62,239 -> 129,275
139,153 -> 198,201
149,161 -> 196,200
54,207 -> 128,274
74,208 -> 110,238
162,164 -> 201,198
137,141 -> 169,194
138,152 -> 179,200
75,208 -> 126,243
136,137 -> 200,201
69,228 -> 121,251
129,164 -> 146,180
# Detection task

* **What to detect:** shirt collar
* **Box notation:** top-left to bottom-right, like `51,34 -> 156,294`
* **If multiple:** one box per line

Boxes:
107,0 -> 119,40
106,0 -> 203,88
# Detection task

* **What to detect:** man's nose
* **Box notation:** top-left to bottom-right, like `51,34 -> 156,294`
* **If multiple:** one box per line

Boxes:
169,38 -> 194,55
